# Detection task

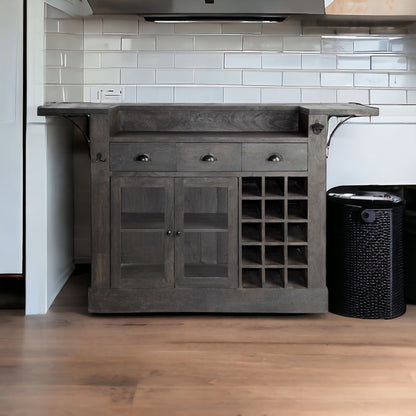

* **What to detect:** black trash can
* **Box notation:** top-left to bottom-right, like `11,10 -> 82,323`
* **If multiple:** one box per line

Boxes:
327,187 -> 406,319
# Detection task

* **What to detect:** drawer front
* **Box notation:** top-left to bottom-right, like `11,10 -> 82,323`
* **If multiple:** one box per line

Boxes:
110,143 -> 176,171
177,143 -> 242,172
242,143 -> 307,172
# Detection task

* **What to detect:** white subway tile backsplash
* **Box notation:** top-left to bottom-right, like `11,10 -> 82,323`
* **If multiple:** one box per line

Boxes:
222,23 -> 262,35
45,19 -> 59,33
262,20 -> 302,35
354,39 -> 389,53
46,33 -> 83,50
224,87 -> 260,103
390,38 -> 416,54
322,38 -> 353,53
84,53 -> 100,68
121,69 -> 155,85
283,37 -> 321,52
354,73 -> 389,87
44,13 -> 416,108
61,68 -> 84,85
243,71 -> 282,86
371,56 -> 407,70
59,19 -> 83,34
84,36 -> 121,51
45,68 -> 60,84
194,70 -> 241,85
102,17 -> 138,35
175,87 -> 223,103
84,18 -> 102,35
122,86 -> 137,103
262,54 -> 301,69
261,88 -> 301,103
46,51 -> 63,67
243,36 -> 282,51
158,36 -> 194,51
337,55 -> 370,70
302,54 -> 336,69
122,37 -> 156,51
175,23 -> 221,35
196,35 -> 242,51
156,69 -> 194,84
45,85 -> 64,102
321,72 -> 353,87
84,69 -> 120,84
390,73 -> 416,88
302,88 -> 337,103
102,53 -> 137,68
370,89 -> 406,104
62,86 -> 84,102
139,53 -> 174,68
408,91 -> 416,104
137,86 -> 173,103
337,89 -> 369,104
225,53 -> 261,69
63,52 -> 84,68
176,53 -> 223,68
283,72 -> 320,86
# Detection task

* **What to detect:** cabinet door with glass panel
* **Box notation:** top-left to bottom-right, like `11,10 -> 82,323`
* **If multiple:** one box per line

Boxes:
111,177 -> 174,289
174,177 -> 238,288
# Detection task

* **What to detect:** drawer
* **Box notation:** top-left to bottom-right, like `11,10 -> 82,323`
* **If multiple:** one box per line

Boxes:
177,143 -> 242,172
242,143 -> 307,172
110,143 -> 176,172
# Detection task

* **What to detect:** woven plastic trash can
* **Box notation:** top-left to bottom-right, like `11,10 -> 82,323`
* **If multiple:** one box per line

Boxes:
327,187 -> 406,319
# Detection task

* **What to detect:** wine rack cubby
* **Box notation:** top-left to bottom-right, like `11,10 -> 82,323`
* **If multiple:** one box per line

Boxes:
240,176 -> 309,289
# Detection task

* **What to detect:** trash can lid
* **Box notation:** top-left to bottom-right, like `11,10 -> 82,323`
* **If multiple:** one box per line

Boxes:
327,188 -> 404,208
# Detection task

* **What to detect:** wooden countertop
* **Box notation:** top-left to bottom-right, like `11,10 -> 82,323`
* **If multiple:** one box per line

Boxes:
38,103 -> 379,118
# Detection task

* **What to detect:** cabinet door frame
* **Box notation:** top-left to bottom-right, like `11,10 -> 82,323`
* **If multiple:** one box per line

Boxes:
111,176 -> 174,289
174,177 -> 238,288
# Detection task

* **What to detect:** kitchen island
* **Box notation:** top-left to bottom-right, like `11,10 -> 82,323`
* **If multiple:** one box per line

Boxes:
38,103 -> 378,313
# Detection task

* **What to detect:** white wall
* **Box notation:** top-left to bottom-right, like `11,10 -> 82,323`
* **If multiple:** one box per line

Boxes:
26,1 -> 78,314
0,0 -> 23,273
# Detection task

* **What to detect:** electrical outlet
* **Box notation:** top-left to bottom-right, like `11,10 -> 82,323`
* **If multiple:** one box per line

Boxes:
90,86 -> 124,103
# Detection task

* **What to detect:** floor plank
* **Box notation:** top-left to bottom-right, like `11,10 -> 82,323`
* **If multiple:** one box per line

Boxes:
1,272 -> 416,416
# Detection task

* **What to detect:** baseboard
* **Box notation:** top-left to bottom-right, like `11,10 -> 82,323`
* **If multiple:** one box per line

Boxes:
47,262 -> 75,311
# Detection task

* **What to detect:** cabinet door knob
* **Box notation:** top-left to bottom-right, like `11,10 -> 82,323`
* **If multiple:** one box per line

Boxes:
166,230 -> 173,236
201,153 -> 218,163
268,154 -> 282,163
135,154 -> 151,162
175,231 -> 182,237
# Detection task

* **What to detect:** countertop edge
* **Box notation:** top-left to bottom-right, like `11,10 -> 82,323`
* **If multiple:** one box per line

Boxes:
37,102 -> 379,118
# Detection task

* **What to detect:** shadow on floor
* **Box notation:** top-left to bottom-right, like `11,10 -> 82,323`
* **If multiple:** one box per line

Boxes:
50,264 -> 91,312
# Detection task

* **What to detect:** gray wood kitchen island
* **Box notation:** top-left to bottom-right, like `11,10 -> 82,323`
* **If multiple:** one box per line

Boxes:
38,103 -> 378,313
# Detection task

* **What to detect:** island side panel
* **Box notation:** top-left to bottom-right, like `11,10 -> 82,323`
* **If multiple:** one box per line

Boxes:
306,114 -> 328,292
89,114 -> 111,293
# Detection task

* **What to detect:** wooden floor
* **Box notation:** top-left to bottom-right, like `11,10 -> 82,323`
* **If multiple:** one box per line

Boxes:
1,271 -> 416,416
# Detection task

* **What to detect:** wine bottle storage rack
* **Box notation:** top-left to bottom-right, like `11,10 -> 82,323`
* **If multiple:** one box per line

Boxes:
240,176 -> 309,289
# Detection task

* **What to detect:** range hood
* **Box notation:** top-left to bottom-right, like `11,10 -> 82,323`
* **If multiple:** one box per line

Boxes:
87,0 -> 325,22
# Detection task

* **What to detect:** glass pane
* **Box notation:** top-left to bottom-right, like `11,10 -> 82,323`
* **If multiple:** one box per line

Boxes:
184,186 -> 228,231
120,231 -> 166,284
121,187 -> 165,229
183,232 -> 228,278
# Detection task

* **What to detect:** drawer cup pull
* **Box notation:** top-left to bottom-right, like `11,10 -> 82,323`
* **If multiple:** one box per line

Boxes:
268,154 -> 282,163
135,154 -> 151,162
201,153 -> 218,163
